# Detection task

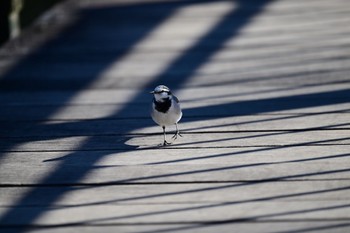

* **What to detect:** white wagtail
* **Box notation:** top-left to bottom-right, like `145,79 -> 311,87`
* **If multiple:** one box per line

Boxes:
150,85 -> 183,146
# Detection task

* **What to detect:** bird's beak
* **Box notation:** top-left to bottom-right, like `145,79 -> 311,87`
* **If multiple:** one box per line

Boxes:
150,91 -> 155,94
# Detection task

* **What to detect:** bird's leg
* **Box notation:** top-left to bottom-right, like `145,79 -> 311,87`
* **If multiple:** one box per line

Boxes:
160,126 -> 171,146
172,123 -> 183,140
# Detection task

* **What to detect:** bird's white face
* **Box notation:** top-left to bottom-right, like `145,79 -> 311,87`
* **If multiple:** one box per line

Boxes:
152,85 -> 171,102
153,90 -> 171,102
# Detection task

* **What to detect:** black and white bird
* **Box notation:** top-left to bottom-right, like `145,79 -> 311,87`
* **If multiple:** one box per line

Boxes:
150,85 -> 182,146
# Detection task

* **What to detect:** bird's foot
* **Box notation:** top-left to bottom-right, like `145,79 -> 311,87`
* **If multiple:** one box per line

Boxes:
159,140 -> 171,147
172,131 -> 183,140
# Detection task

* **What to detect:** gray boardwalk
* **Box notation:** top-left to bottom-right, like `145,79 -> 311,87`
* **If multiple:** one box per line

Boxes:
1,0 -> 350,232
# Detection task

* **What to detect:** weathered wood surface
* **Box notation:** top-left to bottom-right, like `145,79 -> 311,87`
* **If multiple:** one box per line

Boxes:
1,131 -> 350,152
1,0 -> 350,232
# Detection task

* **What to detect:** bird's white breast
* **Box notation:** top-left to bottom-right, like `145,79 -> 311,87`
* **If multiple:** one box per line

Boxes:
151,101 -> 182,127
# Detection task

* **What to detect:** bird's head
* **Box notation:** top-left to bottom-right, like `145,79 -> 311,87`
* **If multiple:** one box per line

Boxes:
151,85 -> 172,102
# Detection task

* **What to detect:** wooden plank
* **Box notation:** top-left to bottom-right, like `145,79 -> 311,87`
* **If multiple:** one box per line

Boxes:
2,222 -> 349,233
2,67 -> 349,90
1,114 -> 350,138
1,181 -> 349,206
3,113 -> 349,138
0,162 -> 349,184
1,131 -> 349,152
1,102 -> 349,121
129,130 -> 350,148
1,146 -> 350,166
1,84 -> 349,105
0,201 -> 350,225
1,149 -> 350,184
1,85 -> 349,122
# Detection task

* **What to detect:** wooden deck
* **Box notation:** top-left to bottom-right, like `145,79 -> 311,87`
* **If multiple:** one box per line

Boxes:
1,0 -> 350,232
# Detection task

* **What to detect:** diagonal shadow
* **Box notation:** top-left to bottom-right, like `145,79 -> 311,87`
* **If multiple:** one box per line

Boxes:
0,0 -> 276,229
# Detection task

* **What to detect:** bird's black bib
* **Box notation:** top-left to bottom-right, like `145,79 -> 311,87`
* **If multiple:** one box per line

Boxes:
154,97 -> 171,113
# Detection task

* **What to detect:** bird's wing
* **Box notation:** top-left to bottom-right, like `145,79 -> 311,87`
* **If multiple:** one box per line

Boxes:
173,95 -> 180,103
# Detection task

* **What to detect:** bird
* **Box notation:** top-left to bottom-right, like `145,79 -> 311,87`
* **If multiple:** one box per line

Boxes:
150,85 -> 183,146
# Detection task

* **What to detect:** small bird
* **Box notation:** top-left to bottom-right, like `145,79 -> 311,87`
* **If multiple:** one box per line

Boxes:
150,85 -> 183,146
